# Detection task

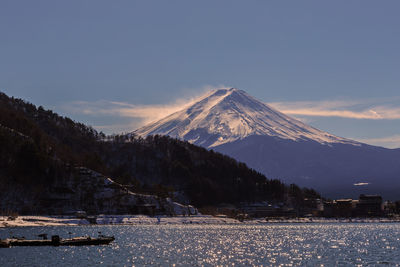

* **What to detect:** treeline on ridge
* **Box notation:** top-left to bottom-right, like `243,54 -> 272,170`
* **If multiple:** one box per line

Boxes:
0,91 -> 320,210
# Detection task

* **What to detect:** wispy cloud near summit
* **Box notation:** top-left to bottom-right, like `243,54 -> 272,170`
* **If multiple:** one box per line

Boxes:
269,98 -> 400,120
63,92 -> 400,134
66,99 -> 191,125
62,85 -> 229,132
355,135 -> 400,149
60,88 -> 400,148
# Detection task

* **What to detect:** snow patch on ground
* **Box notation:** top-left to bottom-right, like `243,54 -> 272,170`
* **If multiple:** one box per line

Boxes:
0,215 -> 239,227
2,216 -> 400,228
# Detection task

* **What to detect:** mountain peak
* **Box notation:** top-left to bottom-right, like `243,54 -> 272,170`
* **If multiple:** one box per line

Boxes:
134,88 -> 359,148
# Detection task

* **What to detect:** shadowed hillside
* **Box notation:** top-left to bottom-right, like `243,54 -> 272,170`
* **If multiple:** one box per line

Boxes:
0,92 -> 320,213
134,88 -> 400,199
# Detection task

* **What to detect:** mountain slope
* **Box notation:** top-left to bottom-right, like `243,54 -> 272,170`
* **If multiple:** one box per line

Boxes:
135,88 -> 359,148
135,88 -> 400,199
215,135 -> 400,199
0,91 -> 318,212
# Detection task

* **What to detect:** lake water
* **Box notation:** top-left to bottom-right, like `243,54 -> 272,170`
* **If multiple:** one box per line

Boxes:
1,223 -> 400,266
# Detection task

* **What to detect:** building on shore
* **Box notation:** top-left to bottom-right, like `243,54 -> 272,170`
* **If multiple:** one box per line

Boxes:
323,194 -> 383,217
355,194 -> 383,217
239,202 -> 297,218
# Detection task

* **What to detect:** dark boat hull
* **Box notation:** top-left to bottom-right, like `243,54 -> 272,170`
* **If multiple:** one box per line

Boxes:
9,240 -> 53,246
61,237 -> 115,246
1,236 -> 114,247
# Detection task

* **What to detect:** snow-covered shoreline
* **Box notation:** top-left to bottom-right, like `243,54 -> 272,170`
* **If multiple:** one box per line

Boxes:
1,215 -> 400,228
0,215 -> 239,227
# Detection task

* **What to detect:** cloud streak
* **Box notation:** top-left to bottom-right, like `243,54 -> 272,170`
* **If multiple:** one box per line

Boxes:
268,98 -> 400,120
61,91 -> 400,148
67,99 -> 191,124
64,94 -> 400,130
62,85 -> 228,132
355,135 -> 400,149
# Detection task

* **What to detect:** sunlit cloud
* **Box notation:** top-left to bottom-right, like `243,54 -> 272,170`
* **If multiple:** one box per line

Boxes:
62,89 -> 400,142
64,98 -> 195,133
67,99 -> 191,124
62,85 -> 229,133
354,135 -> 400,149
268,98 -> 400,120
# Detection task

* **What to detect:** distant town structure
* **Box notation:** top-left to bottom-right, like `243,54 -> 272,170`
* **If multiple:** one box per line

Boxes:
323,194 -> 383,218
233,194 -> 387,219
355,194 -> 383,217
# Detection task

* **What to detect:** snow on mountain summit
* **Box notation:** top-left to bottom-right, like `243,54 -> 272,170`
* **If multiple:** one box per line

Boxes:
134,88 -> 359,148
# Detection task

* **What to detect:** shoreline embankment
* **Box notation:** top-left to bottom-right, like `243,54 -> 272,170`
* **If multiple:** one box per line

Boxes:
2,215 -> 400,227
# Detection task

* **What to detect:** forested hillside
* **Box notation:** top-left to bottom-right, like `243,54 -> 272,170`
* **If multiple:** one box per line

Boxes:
0,92 -> 320,213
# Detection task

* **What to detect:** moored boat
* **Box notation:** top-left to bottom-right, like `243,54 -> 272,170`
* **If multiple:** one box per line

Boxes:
0,234 -> 114,247
7,239 -> 53,246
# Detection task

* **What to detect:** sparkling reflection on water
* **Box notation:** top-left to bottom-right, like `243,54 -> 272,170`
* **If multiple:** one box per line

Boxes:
1,223 -> 400,266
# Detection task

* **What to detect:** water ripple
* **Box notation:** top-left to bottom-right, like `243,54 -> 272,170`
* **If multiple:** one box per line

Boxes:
1,223 -> 400,266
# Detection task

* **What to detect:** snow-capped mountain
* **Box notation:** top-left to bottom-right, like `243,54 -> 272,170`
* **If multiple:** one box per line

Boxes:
135,88 -> 400,199
135,88 -> 358,148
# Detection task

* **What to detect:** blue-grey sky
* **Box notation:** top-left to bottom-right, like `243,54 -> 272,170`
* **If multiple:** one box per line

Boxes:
1,1 -> 400,148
